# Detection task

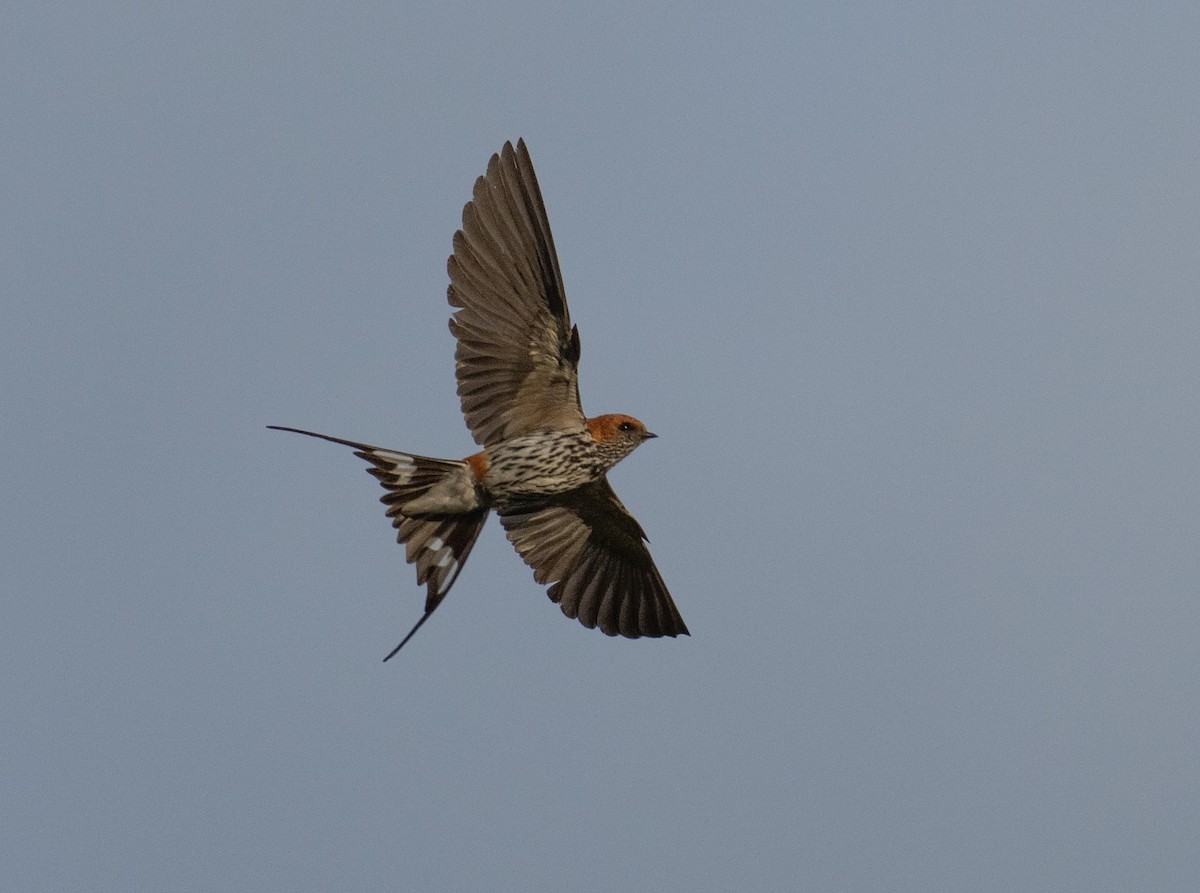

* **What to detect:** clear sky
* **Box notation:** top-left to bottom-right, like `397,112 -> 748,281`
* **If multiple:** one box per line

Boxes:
4,3 -> 1199,891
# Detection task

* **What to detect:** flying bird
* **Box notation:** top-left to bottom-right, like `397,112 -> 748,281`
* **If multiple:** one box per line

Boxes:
271,139 -> 688,659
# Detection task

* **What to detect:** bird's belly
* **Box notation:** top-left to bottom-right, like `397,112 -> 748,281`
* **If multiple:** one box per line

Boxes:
483,431 -> 601,499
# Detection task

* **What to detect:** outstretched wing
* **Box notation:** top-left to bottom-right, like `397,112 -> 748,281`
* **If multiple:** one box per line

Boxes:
498,478 -> 689,639
268,426 -> 488,659
448,139 -> 586,447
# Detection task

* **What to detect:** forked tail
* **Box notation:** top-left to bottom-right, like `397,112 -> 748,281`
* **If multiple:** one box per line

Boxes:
269,425 -> 489,658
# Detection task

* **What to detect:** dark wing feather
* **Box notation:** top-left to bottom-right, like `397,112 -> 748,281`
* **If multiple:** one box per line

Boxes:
498,478 -> 689,639
448,139 -> 585,446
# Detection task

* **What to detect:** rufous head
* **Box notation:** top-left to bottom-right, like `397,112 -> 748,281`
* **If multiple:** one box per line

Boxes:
586,414 -> 657,468
587,413 -> 656,442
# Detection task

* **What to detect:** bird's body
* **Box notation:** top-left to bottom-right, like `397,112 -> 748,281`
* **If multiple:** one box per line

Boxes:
475,416 -> 653,501
271,140 -> 688,658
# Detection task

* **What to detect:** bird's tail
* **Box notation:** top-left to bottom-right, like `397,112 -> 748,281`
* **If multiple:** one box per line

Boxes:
268,425 -> 489,658
379,509 -> 488,660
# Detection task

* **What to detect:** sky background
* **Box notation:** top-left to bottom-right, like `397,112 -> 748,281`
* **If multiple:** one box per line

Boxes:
4,2 -> 1199,890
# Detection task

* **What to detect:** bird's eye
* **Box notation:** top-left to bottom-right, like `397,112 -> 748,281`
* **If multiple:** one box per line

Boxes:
617,421 -> 635,432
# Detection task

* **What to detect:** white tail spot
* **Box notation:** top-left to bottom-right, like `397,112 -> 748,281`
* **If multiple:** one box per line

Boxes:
427,536 -> 456,569
425,536 -> 459,593
375,449 -> 416,483
435,560 -> 459,594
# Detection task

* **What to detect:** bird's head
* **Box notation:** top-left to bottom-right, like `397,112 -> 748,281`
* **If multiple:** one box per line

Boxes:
586,413 -> 657,465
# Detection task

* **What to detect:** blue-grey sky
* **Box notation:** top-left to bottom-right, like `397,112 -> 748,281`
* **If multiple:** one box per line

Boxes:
4,3 -> 1199,890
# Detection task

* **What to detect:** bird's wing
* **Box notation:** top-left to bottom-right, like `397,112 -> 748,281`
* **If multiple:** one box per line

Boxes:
448,139 -> 586,447
498,478 -> 689,639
